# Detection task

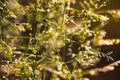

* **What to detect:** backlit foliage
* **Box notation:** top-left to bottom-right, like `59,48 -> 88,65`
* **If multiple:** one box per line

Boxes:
0,0 -> 120,80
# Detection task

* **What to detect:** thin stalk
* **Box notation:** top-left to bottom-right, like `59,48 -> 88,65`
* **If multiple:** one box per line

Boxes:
43,66 -> 46,80
60,1 -> 68,62
1,26 -> 5,64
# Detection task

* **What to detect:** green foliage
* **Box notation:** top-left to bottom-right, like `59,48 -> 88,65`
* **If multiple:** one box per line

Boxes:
0,0 -> 120,80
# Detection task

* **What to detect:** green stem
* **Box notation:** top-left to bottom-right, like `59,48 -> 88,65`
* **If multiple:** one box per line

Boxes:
1,26 -> 5,64
43,66 -> 46,80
